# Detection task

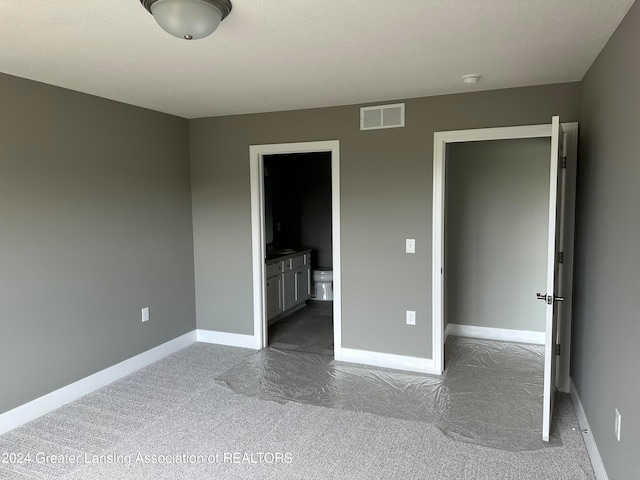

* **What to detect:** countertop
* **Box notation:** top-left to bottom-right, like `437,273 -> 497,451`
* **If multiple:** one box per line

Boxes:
265,248 -> 311,264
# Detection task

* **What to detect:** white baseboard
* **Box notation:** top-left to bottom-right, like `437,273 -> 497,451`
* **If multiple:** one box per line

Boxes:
196,329 -> 260,349
340,347 -> 436,375
570,379 -> 609,480
446,323 -> 545,345
0,331 -> 197,435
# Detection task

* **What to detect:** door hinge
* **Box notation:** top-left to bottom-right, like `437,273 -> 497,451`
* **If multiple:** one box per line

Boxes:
558,252 -> 564,264
556,344 -> 561,356
561,157 -> 567,169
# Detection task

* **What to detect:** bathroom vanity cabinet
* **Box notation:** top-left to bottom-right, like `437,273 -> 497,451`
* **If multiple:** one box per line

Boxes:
266,250 -> 312,323
265,265 -> 283,319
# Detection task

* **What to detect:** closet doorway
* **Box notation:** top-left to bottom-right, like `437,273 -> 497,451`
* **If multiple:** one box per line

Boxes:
432,117 -> 579,441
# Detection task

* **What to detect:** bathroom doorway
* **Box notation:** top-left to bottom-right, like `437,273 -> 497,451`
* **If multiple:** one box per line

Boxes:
249,140 -> 342,359
264,152 -> 334,355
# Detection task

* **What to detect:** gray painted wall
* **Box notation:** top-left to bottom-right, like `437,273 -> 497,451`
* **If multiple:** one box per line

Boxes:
190,83 -> 581,357
573,1 -> 640,478
0,73 -> 196,415
445,139 -> 550,332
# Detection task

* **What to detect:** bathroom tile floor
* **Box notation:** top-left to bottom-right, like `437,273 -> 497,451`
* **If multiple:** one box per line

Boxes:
269,300 -> 334,356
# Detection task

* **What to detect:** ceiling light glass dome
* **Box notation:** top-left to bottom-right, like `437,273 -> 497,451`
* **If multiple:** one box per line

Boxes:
141,0 -> 232,40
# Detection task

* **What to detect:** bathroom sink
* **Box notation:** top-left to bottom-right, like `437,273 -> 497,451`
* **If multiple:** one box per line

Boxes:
270,248 -> 297,255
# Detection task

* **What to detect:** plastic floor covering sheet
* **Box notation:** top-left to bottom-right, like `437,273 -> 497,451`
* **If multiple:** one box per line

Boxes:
216,336 -> 562,452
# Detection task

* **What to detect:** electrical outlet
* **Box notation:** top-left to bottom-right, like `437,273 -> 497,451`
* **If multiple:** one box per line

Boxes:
406,239 -> 416,254
141,307 -> 150,323
615,408 -> 621,441
406,310 -> 416,325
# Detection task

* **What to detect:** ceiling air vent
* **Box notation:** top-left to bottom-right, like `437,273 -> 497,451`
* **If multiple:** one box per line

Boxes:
360,103 -> 405,130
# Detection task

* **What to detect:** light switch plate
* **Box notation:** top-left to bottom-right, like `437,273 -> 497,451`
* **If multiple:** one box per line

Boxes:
406,239 -> 415,254
142,307 -> 150,323
406,310 -> 416,325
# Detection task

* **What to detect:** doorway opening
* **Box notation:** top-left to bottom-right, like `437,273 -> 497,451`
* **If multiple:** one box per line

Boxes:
264,152 -> 333,355
444,137 -> 552,343
432,120 -> 579,441
249,140 -> 342,360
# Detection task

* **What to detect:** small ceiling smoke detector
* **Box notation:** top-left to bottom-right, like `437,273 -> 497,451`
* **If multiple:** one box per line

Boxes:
462,74 -> 481,85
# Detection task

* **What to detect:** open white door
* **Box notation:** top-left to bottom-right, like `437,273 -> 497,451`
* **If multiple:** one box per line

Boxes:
539,116 -> 565,442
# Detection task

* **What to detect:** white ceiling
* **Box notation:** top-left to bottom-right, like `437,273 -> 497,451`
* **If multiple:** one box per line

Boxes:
0,0 -> 635,119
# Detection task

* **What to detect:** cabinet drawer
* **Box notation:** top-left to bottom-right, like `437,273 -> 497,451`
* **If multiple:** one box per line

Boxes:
281,259 -> 292,272
266,262 -> 283,277
290,255 -> 305,270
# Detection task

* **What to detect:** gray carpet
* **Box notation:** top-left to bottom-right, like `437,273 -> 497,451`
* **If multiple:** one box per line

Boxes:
0,342 -> 596,479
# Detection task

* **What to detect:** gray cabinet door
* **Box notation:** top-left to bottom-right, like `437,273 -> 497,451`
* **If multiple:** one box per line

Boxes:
266,275 -> 283,320
297,267 -> 311,302
282,270 -> 297,311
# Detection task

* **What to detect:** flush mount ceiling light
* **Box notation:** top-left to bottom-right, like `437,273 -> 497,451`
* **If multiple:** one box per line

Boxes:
141,0 -> 232,40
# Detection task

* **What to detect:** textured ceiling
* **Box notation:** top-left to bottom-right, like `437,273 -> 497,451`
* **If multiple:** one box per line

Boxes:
0,0 -> 635,119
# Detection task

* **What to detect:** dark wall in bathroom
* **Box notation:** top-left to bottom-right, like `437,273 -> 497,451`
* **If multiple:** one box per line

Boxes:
266,155 -> 302,248
300,157 -> 332,268
265,153 -> 332,267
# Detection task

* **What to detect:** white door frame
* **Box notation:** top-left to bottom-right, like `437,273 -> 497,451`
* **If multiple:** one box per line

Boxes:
431,122 -> 578,391
249,140 -> 342,358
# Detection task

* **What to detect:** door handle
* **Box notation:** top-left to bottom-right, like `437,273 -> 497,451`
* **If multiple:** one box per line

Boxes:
536,292 -> 552,305
536,293 -> 565,304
